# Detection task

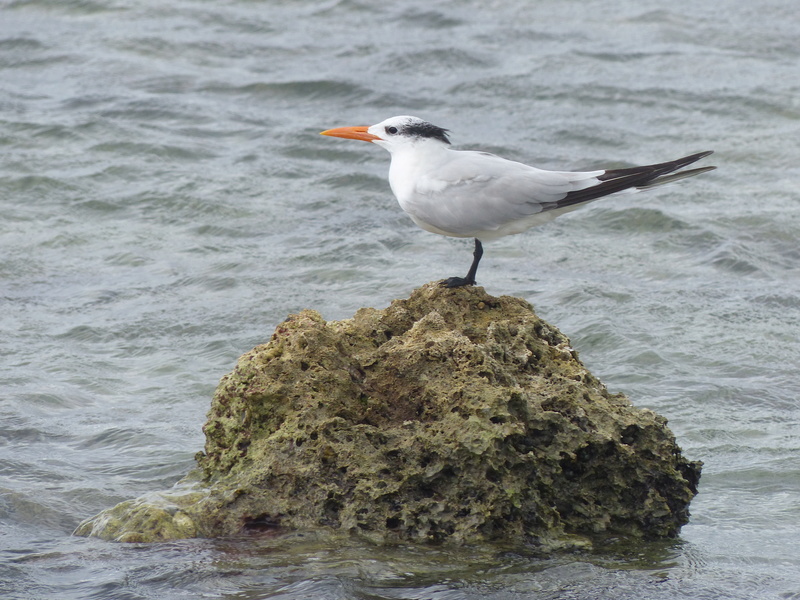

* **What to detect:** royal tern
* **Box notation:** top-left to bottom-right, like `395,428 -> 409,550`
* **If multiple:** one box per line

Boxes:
321,116 -> 715,287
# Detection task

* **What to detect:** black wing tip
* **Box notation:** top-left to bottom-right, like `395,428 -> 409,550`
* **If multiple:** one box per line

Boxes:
677,151 -> 716,171
560,150 -> 715,208
663,150 -> 715,169
683,150 -> 715,164
671,151 -> 717,174
600,150 -> 716,181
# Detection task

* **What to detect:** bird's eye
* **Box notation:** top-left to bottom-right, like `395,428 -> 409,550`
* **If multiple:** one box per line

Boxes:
385,126 -> 398,135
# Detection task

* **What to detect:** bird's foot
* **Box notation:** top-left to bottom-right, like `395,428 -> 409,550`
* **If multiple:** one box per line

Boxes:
439,276 -> 475,288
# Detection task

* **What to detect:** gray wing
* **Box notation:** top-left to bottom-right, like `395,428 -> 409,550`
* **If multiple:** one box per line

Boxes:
401,150 -> 714,240
403,150 -> 603,238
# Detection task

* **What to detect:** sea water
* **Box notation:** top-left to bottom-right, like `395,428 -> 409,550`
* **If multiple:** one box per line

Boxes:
2,1 -> 799,598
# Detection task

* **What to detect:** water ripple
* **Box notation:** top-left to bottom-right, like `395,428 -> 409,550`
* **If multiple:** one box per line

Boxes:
2,0 -> 800,598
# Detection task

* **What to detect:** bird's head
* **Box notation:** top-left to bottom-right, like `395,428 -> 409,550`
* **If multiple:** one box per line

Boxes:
321,116 -> 451,153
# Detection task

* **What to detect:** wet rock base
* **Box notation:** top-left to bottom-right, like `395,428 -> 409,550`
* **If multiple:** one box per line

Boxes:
76,283 -> 701,546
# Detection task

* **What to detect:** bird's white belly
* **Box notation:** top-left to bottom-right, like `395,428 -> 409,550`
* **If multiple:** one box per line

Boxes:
405,206 -> 568,241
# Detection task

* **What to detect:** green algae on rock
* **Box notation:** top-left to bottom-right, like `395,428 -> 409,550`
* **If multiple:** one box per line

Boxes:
75,283 -> 701,545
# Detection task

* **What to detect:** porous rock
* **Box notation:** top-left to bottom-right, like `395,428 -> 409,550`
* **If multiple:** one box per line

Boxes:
75,283 -> 701,545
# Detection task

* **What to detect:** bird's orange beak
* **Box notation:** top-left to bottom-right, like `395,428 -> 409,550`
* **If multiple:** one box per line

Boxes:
320,125 -> 380,143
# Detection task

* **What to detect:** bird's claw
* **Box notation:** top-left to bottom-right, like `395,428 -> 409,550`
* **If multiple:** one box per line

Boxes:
440,277 -> 475,288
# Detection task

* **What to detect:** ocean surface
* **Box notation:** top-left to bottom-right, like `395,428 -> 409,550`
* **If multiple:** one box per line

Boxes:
2,0 -> 799,598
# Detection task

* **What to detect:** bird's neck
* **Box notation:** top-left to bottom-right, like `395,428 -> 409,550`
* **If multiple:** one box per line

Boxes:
387,142 -> 450,203
388,140 -> 450,172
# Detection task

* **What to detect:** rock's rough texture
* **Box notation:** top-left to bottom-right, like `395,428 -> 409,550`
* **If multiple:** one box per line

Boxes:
76,284 -> 701,545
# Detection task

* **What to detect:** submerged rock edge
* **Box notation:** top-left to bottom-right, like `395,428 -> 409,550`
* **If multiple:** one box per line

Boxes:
75,283 -> 701,546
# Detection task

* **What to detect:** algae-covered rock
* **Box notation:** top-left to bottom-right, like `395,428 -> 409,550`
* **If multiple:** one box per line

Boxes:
76,283 -> 701,545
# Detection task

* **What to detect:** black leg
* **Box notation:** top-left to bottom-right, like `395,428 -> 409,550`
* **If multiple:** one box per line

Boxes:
441,238 -> 483,288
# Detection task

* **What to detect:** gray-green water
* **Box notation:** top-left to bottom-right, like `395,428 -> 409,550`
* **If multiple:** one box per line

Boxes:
2,1 -> 799,598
